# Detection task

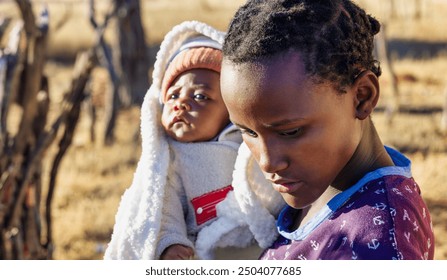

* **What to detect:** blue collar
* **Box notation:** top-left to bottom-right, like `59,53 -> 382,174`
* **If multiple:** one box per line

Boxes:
277,146 -> 412,240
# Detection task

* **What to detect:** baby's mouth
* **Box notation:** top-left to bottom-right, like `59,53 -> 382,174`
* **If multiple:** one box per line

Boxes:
172,115 -> 189,125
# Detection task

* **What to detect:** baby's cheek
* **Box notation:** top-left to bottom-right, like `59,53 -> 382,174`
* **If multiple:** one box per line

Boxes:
160,108 -> 170,128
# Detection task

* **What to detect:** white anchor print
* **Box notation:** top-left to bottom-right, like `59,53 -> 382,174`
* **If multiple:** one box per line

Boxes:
298,254 -> 307,260
341,236 -> 348,246
375,188 -> 385,195
389,229 -> 396,245
373,202 -> 387,211
352,250 -> 358,260
327,239 -> 333,248
373,216 -> 385,225
359,186 -> 368,193
367,239 -> 380,250
404,232 -> 411,242
413,221 -> 419,232
389,207 -> 397,217
404,185 -> 413,193
427,238 -> 431,249
389,228 -> 396,239
340,220 -> 346,230
346,202 -> 355,209
392,188 -> 403,196
403,209 -> 410,221
310,240 -> 320,251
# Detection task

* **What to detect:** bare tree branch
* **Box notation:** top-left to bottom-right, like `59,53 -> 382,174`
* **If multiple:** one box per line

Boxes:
44,50 -> 96,252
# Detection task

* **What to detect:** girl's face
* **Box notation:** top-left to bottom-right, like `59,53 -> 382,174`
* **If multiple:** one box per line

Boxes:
161,69 -> 229,142
220,52 -> 362,209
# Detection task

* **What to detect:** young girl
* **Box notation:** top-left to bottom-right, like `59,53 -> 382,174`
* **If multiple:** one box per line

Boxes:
104,21 -> 284,260
220,0 -> 435,260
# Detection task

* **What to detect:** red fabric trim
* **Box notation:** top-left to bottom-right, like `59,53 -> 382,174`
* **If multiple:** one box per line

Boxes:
190,185 -> 233,226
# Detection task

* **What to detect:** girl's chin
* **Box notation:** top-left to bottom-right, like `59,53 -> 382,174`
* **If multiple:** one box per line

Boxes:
282,195 -> 313,210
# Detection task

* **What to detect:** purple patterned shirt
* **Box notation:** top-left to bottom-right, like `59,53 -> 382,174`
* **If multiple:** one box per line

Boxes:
260,147 -> 435,260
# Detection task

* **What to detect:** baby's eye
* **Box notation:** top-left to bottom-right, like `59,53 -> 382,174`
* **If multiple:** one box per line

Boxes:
279,128 -> 302,137
167,93 -> 179,100
194,93 -> 208,100
240,128 -> 258,137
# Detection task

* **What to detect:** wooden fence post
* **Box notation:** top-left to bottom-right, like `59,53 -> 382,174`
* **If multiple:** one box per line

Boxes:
89,0 -> 120,146
374,23 -> 400,125
112,0 -> 150,106
0,0 -> 50,259
1,0 -> 94,259
88,0 -> 149,146
44,50 -> 96,255
441,85 -> 447,134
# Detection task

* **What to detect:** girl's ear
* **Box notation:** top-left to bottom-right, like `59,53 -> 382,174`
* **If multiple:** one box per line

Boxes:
353,70 -> 380,120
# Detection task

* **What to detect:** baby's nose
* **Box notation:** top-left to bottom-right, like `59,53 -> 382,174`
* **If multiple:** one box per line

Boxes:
173,101 -> 191,111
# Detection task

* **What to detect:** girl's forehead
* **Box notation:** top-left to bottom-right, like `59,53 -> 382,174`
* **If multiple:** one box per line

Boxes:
222,53 -> 308,92
225,52 -> 305,77
223,50 -> 302,69
221,54 -> 341,115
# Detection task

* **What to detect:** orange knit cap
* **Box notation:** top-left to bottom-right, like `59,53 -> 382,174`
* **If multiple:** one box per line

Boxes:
161,47 -> 223,102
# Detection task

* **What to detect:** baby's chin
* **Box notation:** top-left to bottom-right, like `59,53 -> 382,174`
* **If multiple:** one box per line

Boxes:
166,128 -> 214,143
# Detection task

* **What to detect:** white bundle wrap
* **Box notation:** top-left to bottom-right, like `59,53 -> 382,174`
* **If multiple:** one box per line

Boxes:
104,20 -> 285,260
196,142 -> 285,259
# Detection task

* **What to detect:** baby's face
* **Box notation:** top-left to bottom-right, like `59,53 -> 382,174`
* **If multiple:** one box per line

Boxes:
161,69 -> 229,142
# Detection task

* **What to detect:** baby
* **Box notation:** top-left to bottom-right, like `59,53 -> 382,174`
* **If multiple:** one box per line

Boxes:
156,35 -> 242,259
103,21 -> 274,260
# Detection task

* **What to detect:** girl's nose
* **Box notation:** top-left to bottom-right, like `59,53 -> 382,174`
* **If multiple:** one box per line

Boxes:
257,139 -> 288,174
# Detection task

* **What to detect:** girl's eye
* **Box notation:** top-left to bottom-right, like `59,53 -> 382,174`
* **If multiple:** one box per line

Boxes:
194,93 -> 208,100
279,128 -> 302,137
240,128 -> 258,137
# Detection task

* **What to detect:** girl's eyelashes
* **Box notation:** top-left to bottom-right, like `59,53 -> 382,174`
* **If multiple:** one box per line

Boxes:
238,127 -> 303,138
278,128 -> 303,137
239,127 -> 258,137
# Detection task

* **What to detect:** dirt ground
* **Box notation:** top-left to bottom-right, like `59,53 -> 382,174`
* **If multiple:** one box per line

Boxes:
1,0 -> 446,260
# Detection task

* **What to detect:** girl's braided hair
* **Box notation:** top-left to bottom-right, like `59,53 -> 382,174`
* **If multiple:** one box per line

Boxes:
223,0 -> 382,92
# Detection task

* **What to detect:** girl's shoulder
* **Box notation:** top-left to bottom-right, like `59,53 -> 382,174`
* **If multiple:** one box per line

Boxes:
334,175 -> 434,259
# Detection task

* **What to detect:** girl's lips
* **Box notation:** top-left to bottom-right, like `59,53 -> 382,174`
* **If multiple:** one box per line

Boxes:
272,181 -> 303,194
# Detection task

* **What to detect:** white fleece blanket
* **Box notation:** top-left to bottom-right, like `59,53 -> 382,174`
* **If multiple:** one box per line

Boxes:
104,21 -> 285,260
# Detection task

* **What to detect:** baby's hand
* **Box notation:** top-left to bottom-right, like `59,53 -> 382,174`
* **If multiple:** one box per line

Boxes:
160,244 -> 194,260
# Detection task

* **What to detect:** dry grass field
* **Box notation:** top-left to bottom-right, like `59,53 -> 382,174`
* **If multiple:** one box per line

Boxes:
1,0 -> 447,260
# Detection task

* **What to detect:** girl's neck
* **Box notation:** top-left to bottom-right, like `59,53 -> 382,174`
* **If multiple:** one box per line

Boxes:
333,118 -> 394,192
294,118 -> 394,229
295,186 -> 341,228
